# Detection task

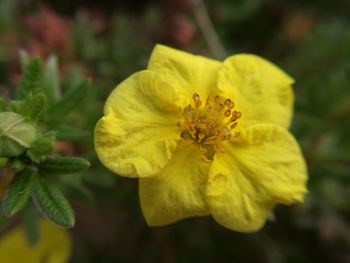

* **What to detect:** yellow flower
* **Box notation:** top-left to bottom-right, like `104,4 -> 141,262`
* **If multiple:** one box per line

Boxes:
0,220 -> 72,262
94,44 -> 307,232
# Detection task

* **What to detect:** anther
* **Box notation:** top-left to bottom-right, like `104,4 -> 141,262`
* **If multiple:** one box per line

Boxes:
193,93 -> 200,103
230,122 -> 238,129
179,93 -> 241,147
224,109 -> 231,117
198,132 -> 205,140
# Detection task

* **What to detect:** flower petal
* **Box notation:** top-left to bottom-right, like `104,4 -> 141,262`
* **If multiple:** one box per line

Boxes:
218,54 -> 294,129
148,44 -> 221,102
206,124 -> 307,232
94,70 -> 182,178
0,220 -> 71,263
139,144 -> 211,226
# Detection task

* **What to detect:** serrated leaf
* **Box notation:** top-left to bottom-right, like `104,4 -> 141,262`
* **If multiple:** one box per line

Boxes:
19,58 -> 43,98
17,93 -> 47,123
2,169 -> 36,217
48,80 -> 90,116
27,135 -> 55,162
55,125 -> 91,141
43,55 -> 61,104
23,201 -> 39,246
39,157 -> 90,175
32,177 -> 75,227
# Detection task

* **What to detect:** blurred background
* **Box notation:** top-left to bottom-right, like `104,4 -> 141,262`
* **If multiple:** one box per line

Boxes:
0,0 -> 350,262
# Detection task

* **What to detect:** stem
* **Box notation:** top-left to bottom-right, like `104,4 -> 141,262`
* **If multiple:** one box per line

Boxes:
193,0 -> 227,59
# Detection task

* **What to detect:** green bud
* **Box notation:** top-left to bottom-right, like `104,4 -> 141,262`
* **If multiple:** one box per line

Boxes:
27,135 -> 55,162
0,112 -> 36,157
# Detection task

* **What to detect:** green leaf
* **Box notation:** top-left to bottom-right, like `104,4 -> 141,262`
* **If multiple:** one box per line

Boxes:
17,93 -> 47,123
48,80 -> 90,116
55,125 -> 91,141
43,55 -> 61,104
32,176 -> 75,227
39,156 -> 90,175
23,201 -> 39,246
27,135 -> 55,162
0,112 -> 37,157
19,58 -> 43,99
2,169 -> 36,217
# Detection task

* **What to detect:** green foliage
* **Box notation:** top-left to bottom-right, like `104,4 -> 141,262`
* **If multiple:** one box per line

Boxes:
43,55 -> 61,104
54,125 -> 90,141
15,93 -> 47,123
11,159 -> 25,172
27,135 -> 55,162
1,1 -> 349,262
33,176 -> 75,227
19,58 -> 43,99
23,202 -> 39,246
0,112 -> 37,157
48,80 -> 90,117
0,55 -> 91,229
39,156 -> 90,175
2,169 -> 36,217
59,174 -> 95,204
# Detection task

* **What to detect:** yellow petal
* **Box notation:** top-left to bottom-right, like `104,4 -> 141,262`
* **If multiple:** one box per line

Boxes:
94,70 -> 182,178
0,220 -> 71,263
139,144 -> 211,226
148,44 -> 221,103
206,124 -> 307,232
218,54 -> 294,129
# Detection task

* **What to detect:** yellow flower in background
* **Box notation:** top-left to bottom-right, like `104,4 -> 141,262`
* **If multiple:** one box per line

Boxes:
0,220 -> 71,263
94,44 -> 307,232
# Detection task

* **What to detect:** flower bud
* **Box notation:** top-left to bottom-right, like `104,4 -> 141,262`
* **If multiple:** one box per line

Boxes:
0,112 -> 36,157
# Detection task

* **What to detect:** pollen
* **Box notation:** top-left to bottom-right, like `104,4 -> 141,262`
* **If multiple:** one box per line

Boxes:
178,93 -> 242,159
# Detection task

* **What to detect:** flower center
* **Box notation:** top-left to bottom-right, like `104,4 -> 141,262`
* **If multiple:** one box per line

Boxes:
177,93 -> 241,159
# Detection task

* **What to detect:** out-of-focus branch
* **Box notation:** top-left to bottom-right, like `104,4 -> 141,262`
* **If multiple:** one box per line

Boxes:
192,0 -> 226,59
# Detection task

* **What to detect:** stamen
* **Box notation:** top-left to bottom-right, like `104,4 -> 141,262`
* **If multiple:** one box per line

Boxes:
193,93 -> 200,103
178,93 -> 241,158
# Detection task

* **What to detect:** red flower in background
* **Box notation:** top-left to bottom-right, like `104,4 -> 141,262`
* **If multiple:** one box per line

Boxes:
21,5 -> 71,57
